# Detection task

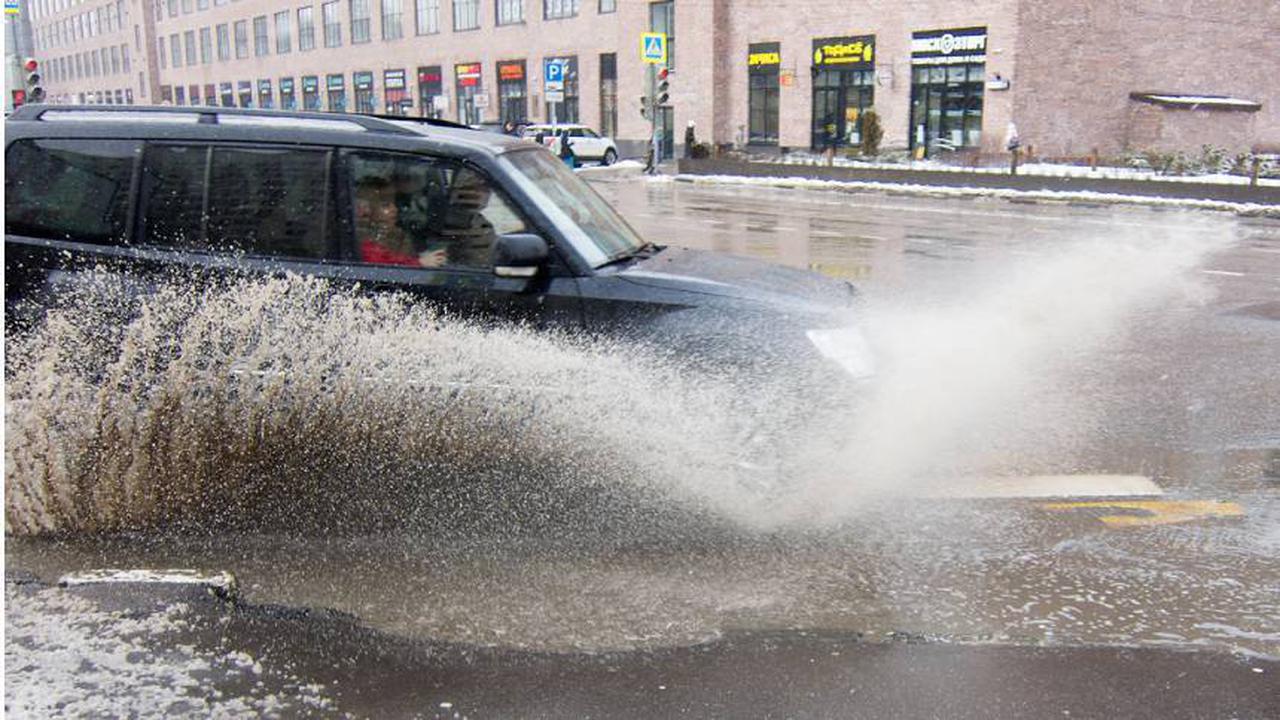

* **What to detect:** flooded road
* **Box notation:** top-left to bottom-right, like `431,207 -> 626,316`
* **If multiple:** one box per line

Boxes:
7,177 -> 1280,715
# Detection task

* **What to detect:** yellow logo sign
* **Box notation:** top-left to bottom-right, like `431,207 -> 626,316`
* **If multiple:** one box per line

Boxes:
748,51 -> 781,66
813,40 -> 874,66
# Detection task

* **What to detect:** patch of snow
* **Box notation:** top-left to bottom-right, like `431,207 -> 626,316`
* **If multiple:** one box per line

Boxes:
4,584 -> 337,717
1145,95 -> 1258,107
752,153 -> 1279,187
659,173 -> 1280,218
59,568 -> 237,596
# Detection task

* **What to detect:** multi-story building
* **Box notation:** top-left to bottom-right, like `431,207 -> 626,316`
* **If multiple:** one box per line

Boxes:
20,0 -> 1280,160
23,0 -> 152,106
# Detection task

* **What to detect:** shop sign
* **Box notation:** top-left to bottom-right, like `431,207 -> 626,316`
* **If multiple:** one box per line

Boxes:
748,42 -> 781,71
302,76 -> 319,92
354,71 -> 374,90
911,27 -> 987,65
812,35 -> 874,68
455,62 -> 482,87
237,80 -> 252,93
418,67 -> 442,84
326,74 -> 345,90
281,77 -> 295,93
258,79 -> 272,93
384,69 -> 406,89
219,82 -> 233,93
498,61 -> 525,82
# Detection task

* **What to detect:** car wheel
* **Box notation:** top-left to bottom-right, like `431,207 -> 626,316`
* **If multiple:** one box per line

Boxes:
602,148 -> 617,166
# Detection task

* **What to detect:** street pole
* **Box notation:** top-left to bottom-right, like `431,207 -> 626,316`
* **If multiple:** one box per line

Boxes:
647,64 -> 657,173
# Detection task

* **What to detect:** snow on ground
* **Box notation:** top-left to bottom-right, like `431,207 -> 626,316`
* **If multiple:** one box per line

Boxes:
576,159 -> 645,175
4,583 -> 336,718
656,172 -> 1280,218
760,152 -> 1280,187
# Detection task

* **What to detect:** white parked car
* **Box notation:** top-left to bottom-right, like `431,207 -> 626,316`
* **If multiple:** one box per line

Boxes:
522,124 -> 619,165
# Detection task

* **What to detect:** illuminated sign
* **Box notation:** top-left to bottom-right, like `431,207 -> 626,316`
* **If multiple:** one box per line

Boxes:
455,62 -> 482,87
498,61 -> 525,82
812,35 -> 874,68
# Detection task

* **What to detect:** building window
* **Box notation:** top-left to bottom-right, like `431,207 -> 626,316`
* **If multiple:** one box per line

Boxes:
158,36 -> 167,68
353,71 -> 375,113
111,45 -> 121,74
322,1 -> 342,46
381,0 -> 403,39
454,62 -> 482,124
280,77 -> 297,109
496,60 -> 527,125
298,6 -> 316,50
598,0 -> 614,12
275,11 -> 292,53
543,0 -> 577,19
197,0 -> 208,9
326,73 -> 346,111
748,42 -> 780,145
171,32 -> 182,67
543,55 -> 578,123
496,0 -> 521,24
649,1 -> 673,69
302,75 -> 321,110
234,20 -> 249,58
599,52 -> 617,139
216,23 -> 230,60
811,36 -> 875,150
417,65 -> 443,117
184,29 -> 197,65
415,0 -> 439,34
453,0 -> 478,30
254,16 -> 270,56
199,26 -> 213,64
350,0 -> 371,43
123,45 -> 131,73
908,27 -> 987,156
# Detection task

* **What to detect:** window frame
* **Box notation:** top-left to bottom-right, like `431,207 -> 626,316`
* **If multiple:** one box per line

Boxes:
452,0 -> 479,31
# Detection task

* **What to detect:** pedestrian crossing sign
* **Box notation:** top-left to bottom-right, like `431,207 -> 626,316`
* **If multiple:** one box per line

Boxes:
641,33 -> 668,64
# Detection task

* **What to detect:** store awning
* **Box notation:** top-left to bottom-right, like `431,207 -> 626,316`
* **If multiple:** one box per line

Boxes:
1129,92 -> 1261,111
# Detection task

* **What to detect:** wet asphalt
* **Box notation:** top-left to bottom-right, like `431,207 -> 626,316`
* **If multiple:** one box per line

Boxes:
6,174 -> 1280,717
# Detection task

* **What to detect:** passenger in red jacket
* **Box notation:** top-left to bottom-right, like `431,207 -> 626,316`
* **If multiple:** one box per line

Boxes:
354,176 -> 447,268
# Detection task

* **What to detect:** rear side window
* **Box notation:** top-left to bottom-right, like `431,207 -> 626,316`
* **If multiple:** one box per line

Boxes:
141,142 -> 334,260
4,138 -> 138,244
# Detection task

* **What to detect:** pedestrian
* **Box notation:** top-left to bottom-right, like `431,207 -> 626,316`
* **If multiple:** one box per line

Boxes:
503,120 -> 517,136
684,120 -> 697,159
559,129 -> 577,169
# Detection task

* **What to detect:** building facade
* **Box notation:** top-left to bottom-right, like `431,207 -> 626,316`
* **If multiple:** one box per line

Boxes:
19,0 -> 1280,160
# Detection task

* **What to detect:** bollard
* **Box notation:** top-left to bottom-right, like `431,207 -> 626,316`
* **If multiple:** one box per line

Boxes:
1251,156 -> 1261,187
1090,148 -> 1099,171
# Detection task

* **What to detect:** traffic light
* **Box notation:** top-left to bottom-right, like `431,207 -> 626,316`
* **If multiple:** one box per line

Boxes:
640,95 -> 649,118
655,67 -> 670,105
24,58 -> 46,104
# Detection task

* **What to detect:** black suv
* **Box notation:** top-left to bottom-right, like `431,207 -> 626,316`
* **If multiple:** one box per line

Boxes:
4,105 -> 873,389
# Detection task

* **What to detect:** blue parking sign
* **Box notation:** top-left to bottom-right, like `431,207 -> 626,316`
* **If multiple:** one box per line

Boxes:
545,60 -> 564,84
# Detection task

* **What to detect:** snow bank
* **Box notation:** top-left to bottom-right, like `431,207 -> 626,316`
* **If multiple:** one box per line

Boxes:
661,173 -> 1280,218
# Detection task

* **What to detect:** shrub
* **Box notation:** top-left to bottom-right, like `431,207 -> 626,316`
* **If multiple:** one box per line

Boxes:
859,109 -> 883,157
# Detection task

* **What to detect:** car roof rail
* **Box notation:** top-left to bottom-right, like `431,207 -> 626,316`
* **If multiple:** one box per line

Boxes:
6,103 -> 420,135
362,113 -> 473,131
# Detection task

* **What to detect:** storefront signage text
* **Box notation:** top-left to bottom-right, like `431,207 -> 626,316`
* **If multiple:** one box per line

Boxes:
498,62 -> 525,81
455,63 -> 482,87
812,35 -> 874,68
911,27 -> 988,65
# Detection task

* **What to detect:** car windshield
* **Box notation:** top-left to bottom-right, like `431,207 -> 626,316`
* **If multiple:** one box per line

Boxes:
502,148 -> 645,266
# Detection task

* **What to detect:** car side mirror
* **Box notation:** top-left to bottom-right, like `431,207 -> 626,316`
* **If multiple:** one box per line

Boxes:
492,233 -> 549,290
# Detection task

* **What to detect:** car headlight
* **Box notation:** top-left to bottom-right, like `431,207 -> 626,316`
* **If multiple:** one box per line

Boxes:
806,327 -> 876,380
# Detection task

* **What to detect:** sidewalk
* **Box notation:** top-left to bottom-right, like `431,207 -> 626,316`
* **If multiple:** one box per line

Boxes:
676,157 -> 1280,205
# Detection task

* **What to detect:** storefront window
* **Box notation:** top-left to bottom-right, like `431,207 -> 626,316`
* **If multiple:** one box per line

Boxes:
280,77 -> 297,109
543,55 -> 578,123
810,35 -> 875,150
909,27 -> 987,157
237,80 -> 253,108
497,60 -> 528,126
219,81 -> 234,107
327,73 -> 347,112
599,52 -> 617,139
258,79 -> 273,109
204,83 -> 217,106
354,71 -> 375,113
455,62 -> 482,125
384,69 -> 410,115
418,65 -> 444,118
302,75 -> 321,110
748,42 -> 780,145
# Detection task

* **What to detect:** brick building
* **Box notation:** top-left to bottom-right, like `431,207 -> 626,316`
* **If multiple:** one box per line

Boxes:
20,0 -> 1280,160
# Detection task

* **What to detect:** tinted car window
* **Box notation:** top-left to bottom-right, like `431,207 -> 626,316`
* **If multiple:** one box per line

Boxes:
141,144 -> 208,248
207,146 -> 333,260
142,143 -> 334,260
5,138 -> 138,244
346,151 -> 528,270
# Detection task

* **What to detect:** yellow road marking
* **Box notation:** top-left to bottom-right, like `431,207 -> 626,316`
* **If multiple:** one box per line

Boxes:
1038,500 -> 1245,527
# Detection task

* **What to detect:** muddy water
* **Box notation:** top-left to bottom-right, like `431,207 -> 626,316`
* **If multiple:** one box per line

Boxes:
7,182 -> 1280,658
